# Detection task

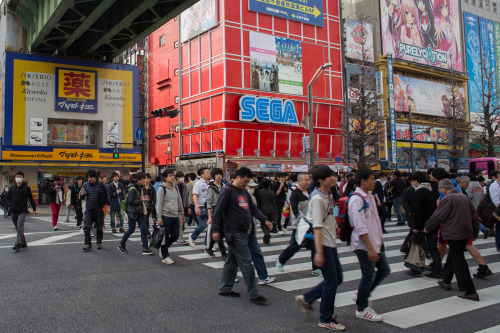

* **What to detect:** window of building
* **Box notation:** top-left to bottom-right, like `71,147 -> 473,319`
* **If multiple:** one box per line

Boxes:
472,0 -> 476,6
48,120 -> 97,146
486,0 -> 490,9
479,0 -> 483,8
494,2 -> 498,12
159,35 -> 165,47
464,0 -> 468,3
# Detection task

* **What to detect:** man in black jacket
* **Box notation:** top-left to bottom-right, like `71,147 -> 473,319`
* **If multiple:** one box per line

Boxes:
213,167 -> 273,305
71,176 -> 84,229
118,172 -> 154,255
256,178 -> 276,244
80,170 -> 109,252
411,171 -> 440,278
8,171 -> 37,252
389,170 -> 406,225
401,174 -> 415,228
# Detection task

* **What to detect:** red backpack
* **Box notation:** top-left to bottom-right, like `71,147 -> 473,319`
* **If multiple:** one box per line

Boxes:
335,193 -> 366,244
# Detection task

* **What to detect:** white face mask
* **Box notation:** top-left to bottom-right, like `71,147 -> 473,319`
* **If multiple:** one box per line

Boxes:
247,188 -> 255,195
179,177 -> 184,183
15,177 -> 23,184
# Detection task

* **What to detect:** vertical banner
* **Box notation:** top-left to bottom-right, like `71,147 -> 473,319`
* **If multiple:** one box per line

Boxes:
464,13 -> 482,119
480,17 -> 491,99
378,120 -> 387,160
487,20 -> 498,110
496,22 -> 500,98
387,56 -> 397,165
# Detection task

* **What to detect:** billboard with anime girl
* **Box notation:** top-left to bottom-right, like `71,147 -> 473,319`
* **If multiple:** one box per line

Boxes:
381,0 -> 463,71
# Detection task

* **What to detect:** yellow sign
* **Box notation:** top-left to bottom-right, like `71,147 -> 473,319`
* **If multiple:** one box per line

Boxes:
57,68 -> 96,99
2,149 -> 142,162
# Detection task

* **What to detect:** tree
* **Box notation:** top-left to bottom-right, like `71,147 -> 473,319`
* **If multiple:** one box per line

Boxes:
471,54 -> 500,157
341,18 -> 382,169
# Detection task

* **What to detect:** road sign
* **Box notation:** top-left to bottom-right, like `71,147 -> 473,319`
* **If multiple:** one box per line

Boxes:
136,128 -> 144,140
335,156 -> 342,163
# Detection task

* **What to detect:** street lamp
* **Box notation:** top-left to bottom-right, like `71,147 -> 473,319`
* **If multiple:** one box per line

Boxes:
308,62 -> 332,171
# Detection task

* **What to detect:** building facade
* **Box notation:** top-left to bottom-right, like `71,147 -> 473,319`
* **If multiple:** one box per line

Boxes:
148,0 -> 344,174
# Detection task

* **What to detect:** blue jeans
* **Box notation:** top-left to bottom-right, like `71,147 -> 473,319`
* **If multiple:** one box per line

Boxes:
219,233 -> 260,299
160,216 -> 180,258
121,212 -> 149,250
278,229 -> 316,269
354,246 -> 391,310
304,246 -> 343,324
3,206 -> 8,217
110,210 -> 124,229
248,232 -> 268,280
479,223 -> 489,235
190,207 -> 208,241
392,197 -> 404,225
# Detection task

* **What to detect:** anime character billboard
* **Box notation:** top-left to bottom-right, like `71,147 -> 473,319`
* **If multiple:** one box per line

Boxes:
381,0 -> 463,71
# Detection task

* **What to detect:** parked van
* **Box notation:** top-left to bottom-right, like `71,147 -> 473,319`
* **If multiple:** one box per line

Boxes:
469,157 -> 500,178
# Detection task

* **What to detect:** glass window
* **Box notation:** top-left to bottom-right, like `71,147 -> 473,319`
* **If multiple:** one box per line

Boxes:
48,119 -> 96,146
479,0 -> 483,8
159,35 -> 165,47
494,2 -> 497,12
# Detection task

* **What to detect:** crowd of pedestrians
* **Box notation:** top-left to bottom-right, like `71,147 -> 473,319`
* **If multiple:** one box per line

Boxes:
6,164 -> 499,331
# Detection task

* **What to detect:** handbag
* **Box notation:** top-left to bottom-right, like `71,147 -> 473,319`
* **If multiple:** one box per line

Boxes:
149,227 -> 165,249
477,192 -> 498,228
404,237 -> 425,272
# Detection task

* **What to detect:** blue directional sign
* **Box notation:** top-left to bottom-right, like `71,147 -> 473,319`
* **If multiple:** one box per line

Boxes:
249,0 -> 324,27
136,127 -> 144,140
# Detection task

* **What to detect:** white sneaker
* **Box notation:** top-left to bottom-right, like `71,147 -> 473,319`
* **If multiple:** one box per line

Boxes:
352,293 -> 373,307
53,225 -> 58,231
234,277 -> 239,283
282,228 -> 289,234
188,233 -> 195,248
275,257 -> 285,272
356,307 -> 383,322
258,276 -> 277,285
162,257 -> 175,265
279,230 -> 285,235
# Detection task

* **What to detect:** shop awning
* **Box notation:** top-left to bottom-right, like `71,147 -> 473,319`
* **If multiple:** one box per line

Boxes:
469,143 -> 500,154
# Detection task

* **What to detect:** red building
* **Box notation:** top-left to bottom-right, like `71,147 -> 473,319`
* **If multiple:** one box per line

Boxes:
148,0 -> 343,173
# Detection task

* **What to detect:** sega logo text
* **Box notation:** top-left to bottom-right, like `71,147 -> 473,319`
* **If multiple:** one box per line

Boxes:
239,95 -> 299,125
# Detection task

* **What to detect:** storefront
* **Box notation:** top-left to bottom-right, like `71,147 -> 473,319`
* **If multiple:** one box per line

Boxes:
1,53 -> 142,198
148,0 -> 344,171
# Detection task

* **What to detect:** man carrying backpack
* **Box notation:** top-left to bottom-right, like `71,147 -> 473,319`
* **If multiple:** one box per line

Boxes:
80,169 -> 109,252
155,169 -> 185,264
349,169 -> 390,322
117,172 -> 155,255
295,165 -> 345,331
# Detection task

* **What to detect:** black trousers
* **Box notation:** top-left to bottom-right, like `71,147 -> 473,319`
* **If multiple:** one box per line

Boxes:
443,239 -> 476,293
74,203 -> 83,226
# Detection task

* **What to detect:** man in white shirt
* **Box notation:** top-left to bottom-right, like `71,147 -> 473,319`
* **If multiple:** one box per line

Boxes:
295,165 -> 346,331
488,170 -> 500,251
349,169 -> 390,322
188,167 -> 211,247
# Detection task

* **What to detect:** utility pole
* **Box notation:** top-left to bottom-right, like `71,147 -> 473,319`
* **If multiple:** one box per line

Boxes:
409,105 -> 414,172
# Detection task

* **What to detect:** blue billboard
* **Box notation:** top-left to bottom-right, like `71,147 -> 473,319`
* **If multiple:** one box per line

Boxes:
464,12 -> 482,115
249,0 -> 324,27
487,20 -> 498,110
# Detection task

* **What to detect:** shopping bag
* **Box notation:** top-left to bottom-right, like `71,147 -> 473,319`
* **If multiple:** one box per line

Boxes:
149,227 -> 165,249
295,217 -> 314,246
404,240 -> 425,272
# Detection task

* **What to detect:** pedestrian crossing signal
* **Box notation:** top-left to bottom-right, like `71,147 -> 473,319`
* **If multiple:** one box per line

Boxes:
113,147 -> 119,159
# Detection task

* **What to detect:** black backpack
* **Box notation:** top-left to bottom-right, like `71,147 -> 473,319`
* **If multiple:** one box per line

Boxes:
339,193 -> 367,245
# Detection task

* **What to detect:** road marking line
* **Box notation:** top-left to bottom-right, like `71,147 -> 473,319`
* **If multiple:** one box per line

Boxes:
475,325 -> 500,333
382,285 -> 500,329
28,232 -> 84,245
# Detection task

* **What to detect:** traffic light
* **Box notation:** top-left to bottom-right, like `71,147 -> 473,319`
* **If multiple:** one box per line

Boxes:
151,108 -> 167,117
113,147 -> 119,159
166,109 -> 180,118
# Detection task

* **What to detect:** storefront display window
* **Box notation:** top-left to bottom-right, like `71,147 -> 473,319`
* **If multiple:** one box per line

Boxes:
48,119 -> 97,146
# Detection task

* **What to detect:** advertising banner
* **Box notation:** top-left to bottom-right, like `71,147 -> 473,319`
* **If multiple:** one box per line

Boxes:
480,17 -> 490,99
250,31 -> 303,95
345,19 -> 374,62
3,52 -> 140,161
2,149 -> 141,162
487,20 -> 498,111
496,22 -> 500,98
464,12 -> 483,117
180,0 -> 218,42
380,0 -> 463,71
388,57 -> 397,165
392,75 -> 466,118
395,123 -> 449,143
248,0 -> 324,27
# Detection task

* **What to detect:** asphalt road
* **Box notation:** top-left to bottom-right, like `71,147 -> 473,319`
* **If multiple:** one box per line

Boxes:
1,210 -> 500,333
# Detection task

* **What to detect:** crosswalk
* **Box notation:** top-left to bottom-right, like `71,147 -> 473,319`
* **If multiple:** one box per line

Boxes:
2,215 -> 500,330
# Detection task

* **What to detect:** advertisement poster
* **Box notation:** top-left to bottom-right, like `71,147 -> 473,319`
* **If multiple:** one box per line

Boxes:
388,57 -> 397,165
180,0 -> 218,42
250,31 -> 303,95
487,20 -> 498,111
248,0 -> 324,27
395,123 -> 449,142
380,0 -> 463,71
345,19 -> 374,62
464,12 -> 483,118
496,22 -> 500,97
393,75 -> 466,118
50,121 -> 87,145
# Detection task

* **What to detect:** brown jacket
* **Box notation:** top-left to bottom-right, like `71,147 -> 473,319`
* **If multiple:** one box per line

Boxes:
425,190 -> 479,240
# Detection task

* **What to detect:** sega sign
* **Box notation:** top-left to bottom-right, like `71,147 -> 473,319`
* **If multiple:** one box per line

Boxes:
239,95 -> 299,125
